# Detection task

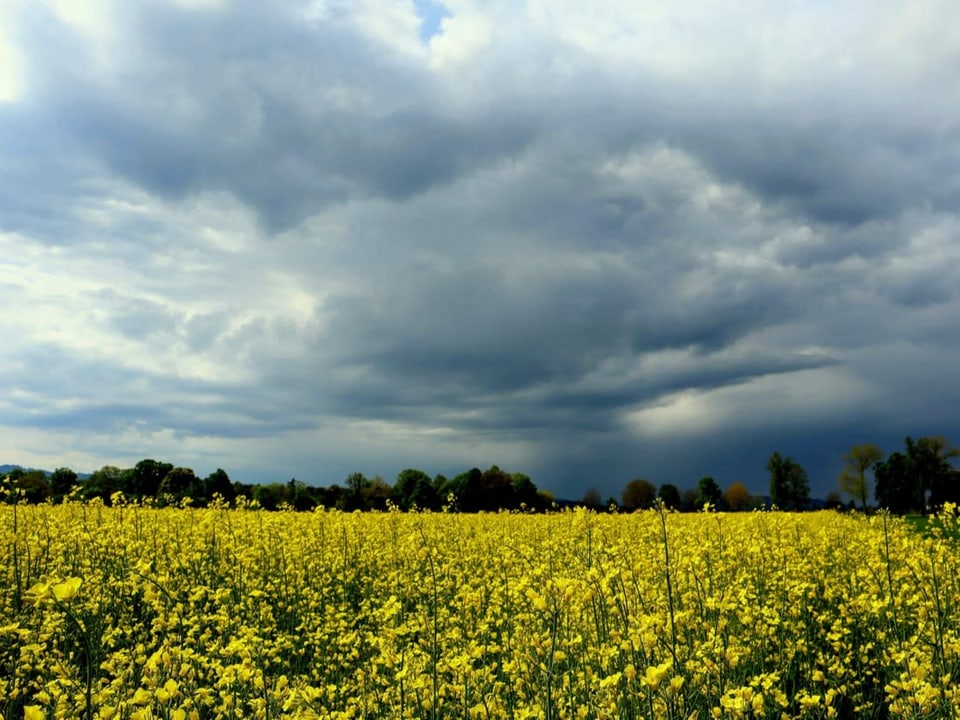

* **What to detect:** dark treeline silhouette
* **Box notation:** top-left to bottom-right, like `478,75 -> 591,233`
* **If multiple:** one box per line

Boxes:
0,461 -> 555,513
868,436 -> 960,513
3,434 -> 957,513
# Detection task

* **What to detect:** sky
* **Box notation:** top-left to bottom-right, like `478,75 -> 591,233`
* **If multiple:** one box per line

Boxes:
1,0 -> 958,501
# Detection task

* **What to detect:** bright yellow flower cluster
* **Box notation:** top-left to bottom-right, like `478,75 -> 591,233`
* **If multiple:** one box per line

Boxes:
4,500 -> 960,719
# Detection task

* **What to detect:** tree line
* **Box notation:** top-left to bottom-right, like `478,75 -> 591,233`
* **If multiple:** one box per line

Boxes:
3,434 -> 956,513
606,455 -> 810,514
837,436 -> 959,512
0,461 -> 554,512
606,435 -> 958,514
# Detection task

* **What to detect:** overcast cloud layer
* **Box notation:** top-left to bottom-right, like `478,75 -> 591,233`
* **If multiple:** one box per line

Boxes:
2,0 -> 959,499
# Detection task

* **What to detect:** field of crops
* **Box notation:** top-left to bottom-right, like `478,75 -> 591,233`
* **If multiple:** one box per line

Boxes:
3,500 -> 960,720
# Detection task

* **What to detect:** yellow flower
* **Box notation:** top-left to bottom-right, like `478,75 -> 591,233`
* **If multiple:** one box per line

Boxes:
52,577 -> 82,602
23,582 -> 51,605
24,707 -> 44,720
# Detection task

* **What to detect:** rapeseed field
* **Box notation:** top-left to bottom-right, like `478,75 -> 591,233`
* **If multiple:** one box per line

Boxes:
3,498 -> 960,719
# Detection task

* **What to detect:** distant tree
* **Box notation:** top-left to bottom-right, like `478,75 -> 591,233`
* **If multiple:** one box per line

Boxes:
133,459 -> 174,497
622,478 -> 656,510
582,487 -> 603,508
50,467 -> 78,499
204,468 -> 235,501
344,472 -> 368,510
448,468 -> 483,512
393,468 -> 433,510
82,466 -> 127,501
408,475 -> 440,510
538,490 -> 557,509
679,488 -> 699,512
293,482 -> 319,511
874,451 -> 917,513
657,483 -> 681,509
318,483 -> 346,510
479,466 -> 516,510
232,481 -> 254,501
839,443 -> 883,510
873,436 -> 959,512
723,482 -> 752,511
824,490 -> 844,510
430,472 -> 446,491
5,467 -> 25,482
696,477 -> 724,509
767,452 -> 810,510
287,478 -> 315,510
362,476 -> 393,511
909,436 -> 960,507
158,467 -> 198,500
512,473 -> 539,509
15,470 -> 51,503
253,483 -> 288,510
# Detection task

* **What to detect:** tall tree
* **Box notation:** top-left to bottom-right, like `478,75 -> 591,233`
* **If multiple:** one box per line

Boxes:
344,472 -> 369,510
696,476 -> 724,509
874,451 -> 917,513
767,452 -> 810,510
909,436 -> 960,507
839,443 -> 883,510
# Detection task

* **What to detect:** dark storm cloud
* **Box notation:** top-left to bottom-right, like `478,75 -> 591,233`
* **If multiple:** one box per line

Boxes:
6,0 -> 537,233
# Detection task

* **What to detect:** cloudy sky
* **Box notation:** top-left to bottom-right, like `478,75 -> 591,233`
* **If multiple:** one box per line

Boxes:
1,0 -> 958,500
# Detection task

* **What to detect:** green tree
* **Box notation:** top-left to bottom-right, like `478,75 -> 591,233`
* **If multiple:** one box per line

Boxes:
204,468 -> 235,501
657,483 -> 681,509
344,472 -> 369,510
479,466 -> 516,511
253,483 -> 288,510
767,452 -> 810,510
448,468 -> 483,512
393,468 -> 433,510
50,467 -> 78,499
696,476 -> 724,509
839,443 -> 883,510
909,436 -> 960,507
512,473 -> 540,509
622,478 -> 656,510
133,459 -> 174,497
874,451 -> 917,513
15,470 -> 51,503
81,465 -> 127,501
